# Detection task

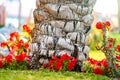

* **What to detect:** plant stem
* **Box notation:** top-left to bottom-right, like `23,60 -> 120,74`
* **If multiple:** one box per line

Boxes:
7,45 -> 10,52
102,28 -> 119,78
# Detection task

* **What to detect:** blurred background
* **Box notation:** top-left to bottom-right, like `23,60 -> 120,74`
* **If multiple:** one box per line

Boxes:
0,0 -> 120,54
0,0 -> 35,28
0,0 -> 119,31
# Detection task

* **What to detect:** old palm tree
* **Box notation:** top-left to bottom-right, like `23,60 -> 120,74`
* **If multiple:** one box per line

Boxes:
29,0 -> 96,70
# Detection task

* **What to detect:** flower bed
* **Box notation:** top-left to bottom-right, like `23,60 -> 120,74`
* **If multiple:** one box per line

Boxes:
42,53 -> 77,71
0,25 -> 31,70
0,21 -> 120,78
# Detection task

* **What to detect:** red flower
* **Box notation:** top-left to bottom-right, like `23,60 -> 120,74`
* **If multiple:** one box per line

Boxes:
52,56 -> 58,60
15,53 -> 26,62
68,61 -> 73,71
68,57 -> 77,71
11,44 -> 21,50
105,21 -> 111,26
62,53 -> 71,60
115,63 -> 119,69
49,55 -> 76,71
11,44 -> 17,50
49,60 -> 54,65
108,43 -> 113,48
108,38 -> 115,42
5,55 -> 13,64
9,50 -> 15,55
24,42 -> 29,49
1,42 -> 8,48
100,59 -> 108,67
96,22 -> 102,29
10,32 -> 20,41
48,66 -> 53,71
55,61 -> 62,70
23,25 -> 31,33
19,39 -> 24,45
88,58 -> 97,65
60,53 -> 71,62
96,21 -> 111,30
94,67 -> 104,75
16,43 -> 22,49
9,37 -> 14,41
67,61 -> 76,71
117,45 -> 120,52
42,64 -> 47,68
116,55 -> 120,60
88,58 -> 103,66
25,56 -> 30,62
0,60 -> 4,68
71,57 -> 77,63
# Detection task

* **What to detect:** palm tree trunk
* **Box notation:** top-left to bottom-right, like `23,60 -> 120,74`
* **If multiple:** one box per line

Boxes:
29,0 -> 96,70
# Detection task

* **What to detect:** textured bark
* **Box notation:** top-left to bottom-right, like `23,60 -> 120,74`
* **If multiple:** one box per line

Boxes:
29,0 -> 96,70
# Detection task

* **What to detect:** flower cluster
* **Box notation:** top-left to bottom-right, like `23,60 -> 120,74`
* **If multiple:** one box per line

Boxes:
94,21 -> 120,77
0,25 -> 31,70
42,53 -> 77,71
0,52 -> 30,69
96,21 -> 111,30
23,25 -> 31,34
84,57 -> 119,77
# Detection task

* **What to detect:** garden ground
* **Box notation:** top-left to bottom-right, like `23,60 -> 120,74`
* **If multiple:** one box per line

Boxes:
0,50 -> 110,80
0,69 -> 110,80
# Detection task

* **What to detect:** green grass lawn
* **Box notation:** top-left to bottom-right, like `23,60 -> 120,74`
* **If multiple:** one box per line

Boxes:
0,69 -> 110,80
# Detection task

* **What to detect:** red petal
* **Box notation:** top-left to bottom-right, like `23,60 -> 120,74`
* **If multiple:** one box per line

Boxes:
96,22 -> 102,29
105,21 -> 111,26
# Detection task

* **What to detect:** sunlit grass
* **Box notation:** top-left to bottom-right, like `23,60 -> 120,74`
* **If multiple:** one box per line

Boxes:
89,50 -> 106,61
0,69 -> 110,80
